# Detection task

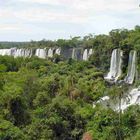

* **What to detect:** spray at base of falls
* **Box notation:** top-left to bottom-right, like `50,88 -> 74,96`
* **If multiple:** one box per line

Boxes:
104,49 -> 123,82
93,87 -> 140,112
115,88 -> 140,111
124,50 -> 137,84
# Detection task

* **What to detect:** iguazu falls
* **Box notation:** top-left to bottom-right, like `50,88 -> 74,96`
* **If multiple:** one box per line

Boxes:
0,48 -> 93,60
0,0 -> 140,140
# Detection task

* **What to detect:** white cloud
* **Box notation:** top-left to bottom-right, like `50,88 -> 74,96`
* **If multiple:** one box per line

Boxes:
1,0 -> 139,24
0,24 -> 20,31
0,0 -> 139,41
10,0 -> 139,24
14,8 -> 90,24
18,0 -> 71,6
18,0 -> 139,11
0,23 -> 34,33
0,8 -> 14,18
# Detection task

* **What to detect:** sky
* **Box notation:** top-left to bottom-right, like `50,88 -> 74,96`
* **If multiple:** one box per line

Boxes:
0,0 -> 140,41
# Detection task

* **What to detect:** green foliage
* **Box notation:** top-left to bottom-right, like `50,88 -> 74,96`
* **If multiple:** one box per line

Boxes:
0,118 -> 27,140
0,64 -> 7,72
0,26 -> 140,139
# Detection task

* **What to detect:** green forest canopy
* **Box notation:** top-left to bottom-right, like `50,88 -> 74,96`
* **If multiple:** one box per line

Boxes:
0,26 -> 140,140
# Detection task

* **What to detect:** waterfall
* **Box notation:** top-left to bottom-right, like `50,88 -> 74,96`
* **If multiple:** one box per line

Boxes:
105,49 -> 123,82
0,49 -> 12,56
14,49 -> 32,58
83,49 -> 88,60
93,87 -> 140,112
75,48 -> 83,60
116,50 -> 123,80
48,48 -> 53,58
72,48 -> 75,59
25,49 -> 32,57
55,48 -> 61,55
35,49 -> 46,59
0,48 -> 56,58
83,49 -> 93,61
0,48 -> 33,58
14,49 -> 24,57
0,48 -> 109,62
88,49 -> 93,59
71,48 -> 83,60
115,88 -> 140,111
124,50 -> 137,84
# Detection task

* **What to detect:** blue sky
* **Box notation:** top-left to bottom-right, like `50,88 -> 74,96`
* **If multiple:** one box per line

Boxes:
0,0 -> 140,41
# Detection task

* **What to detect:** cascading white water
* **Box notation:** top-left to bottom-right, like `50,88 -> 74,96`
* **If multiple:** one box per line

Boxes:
115,88 -> 140,111
35,49 -> 46,59
10,48 -> 17,56
47,48 -> 53,58
0,48 -> 52,58
93,87 -> 140,112
24,49 -> 32,57
14,49 -> 24,57
116,50 -> 123,80
83,49 -> 93,61
88,49 -> 93,59
0,49 -> 12,56
0,48 -> 32,58
55,48 -> 61,55
72,48 -> 75,59
124,50 -> 137,84
105,49 -> 123,82
83,49 -> 88,60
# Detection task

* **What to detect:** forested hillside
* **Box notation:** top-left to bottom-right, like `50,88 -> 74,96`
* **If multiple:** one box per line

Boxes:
0,26 -> 140,140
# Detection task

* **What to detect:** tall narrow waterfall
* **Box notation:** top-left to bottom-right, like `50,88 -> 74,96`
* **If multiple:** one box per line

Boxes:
75,48 -> 83,60
35,49 -> 46,59
88,49 -> 93,58
27,49 -> 33,57
48,48 -> 53,58
83,49 -> 93,61
83,49 -> 88,60
124,50 -> 137,84
105,49 -> 123,81
55,48 -> 61,55
72,48 -> 75,59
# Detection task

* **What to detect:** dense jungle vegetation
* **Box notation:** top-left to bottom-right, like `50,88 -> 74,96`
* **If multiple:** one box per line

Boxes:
0,26 -> 140,140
